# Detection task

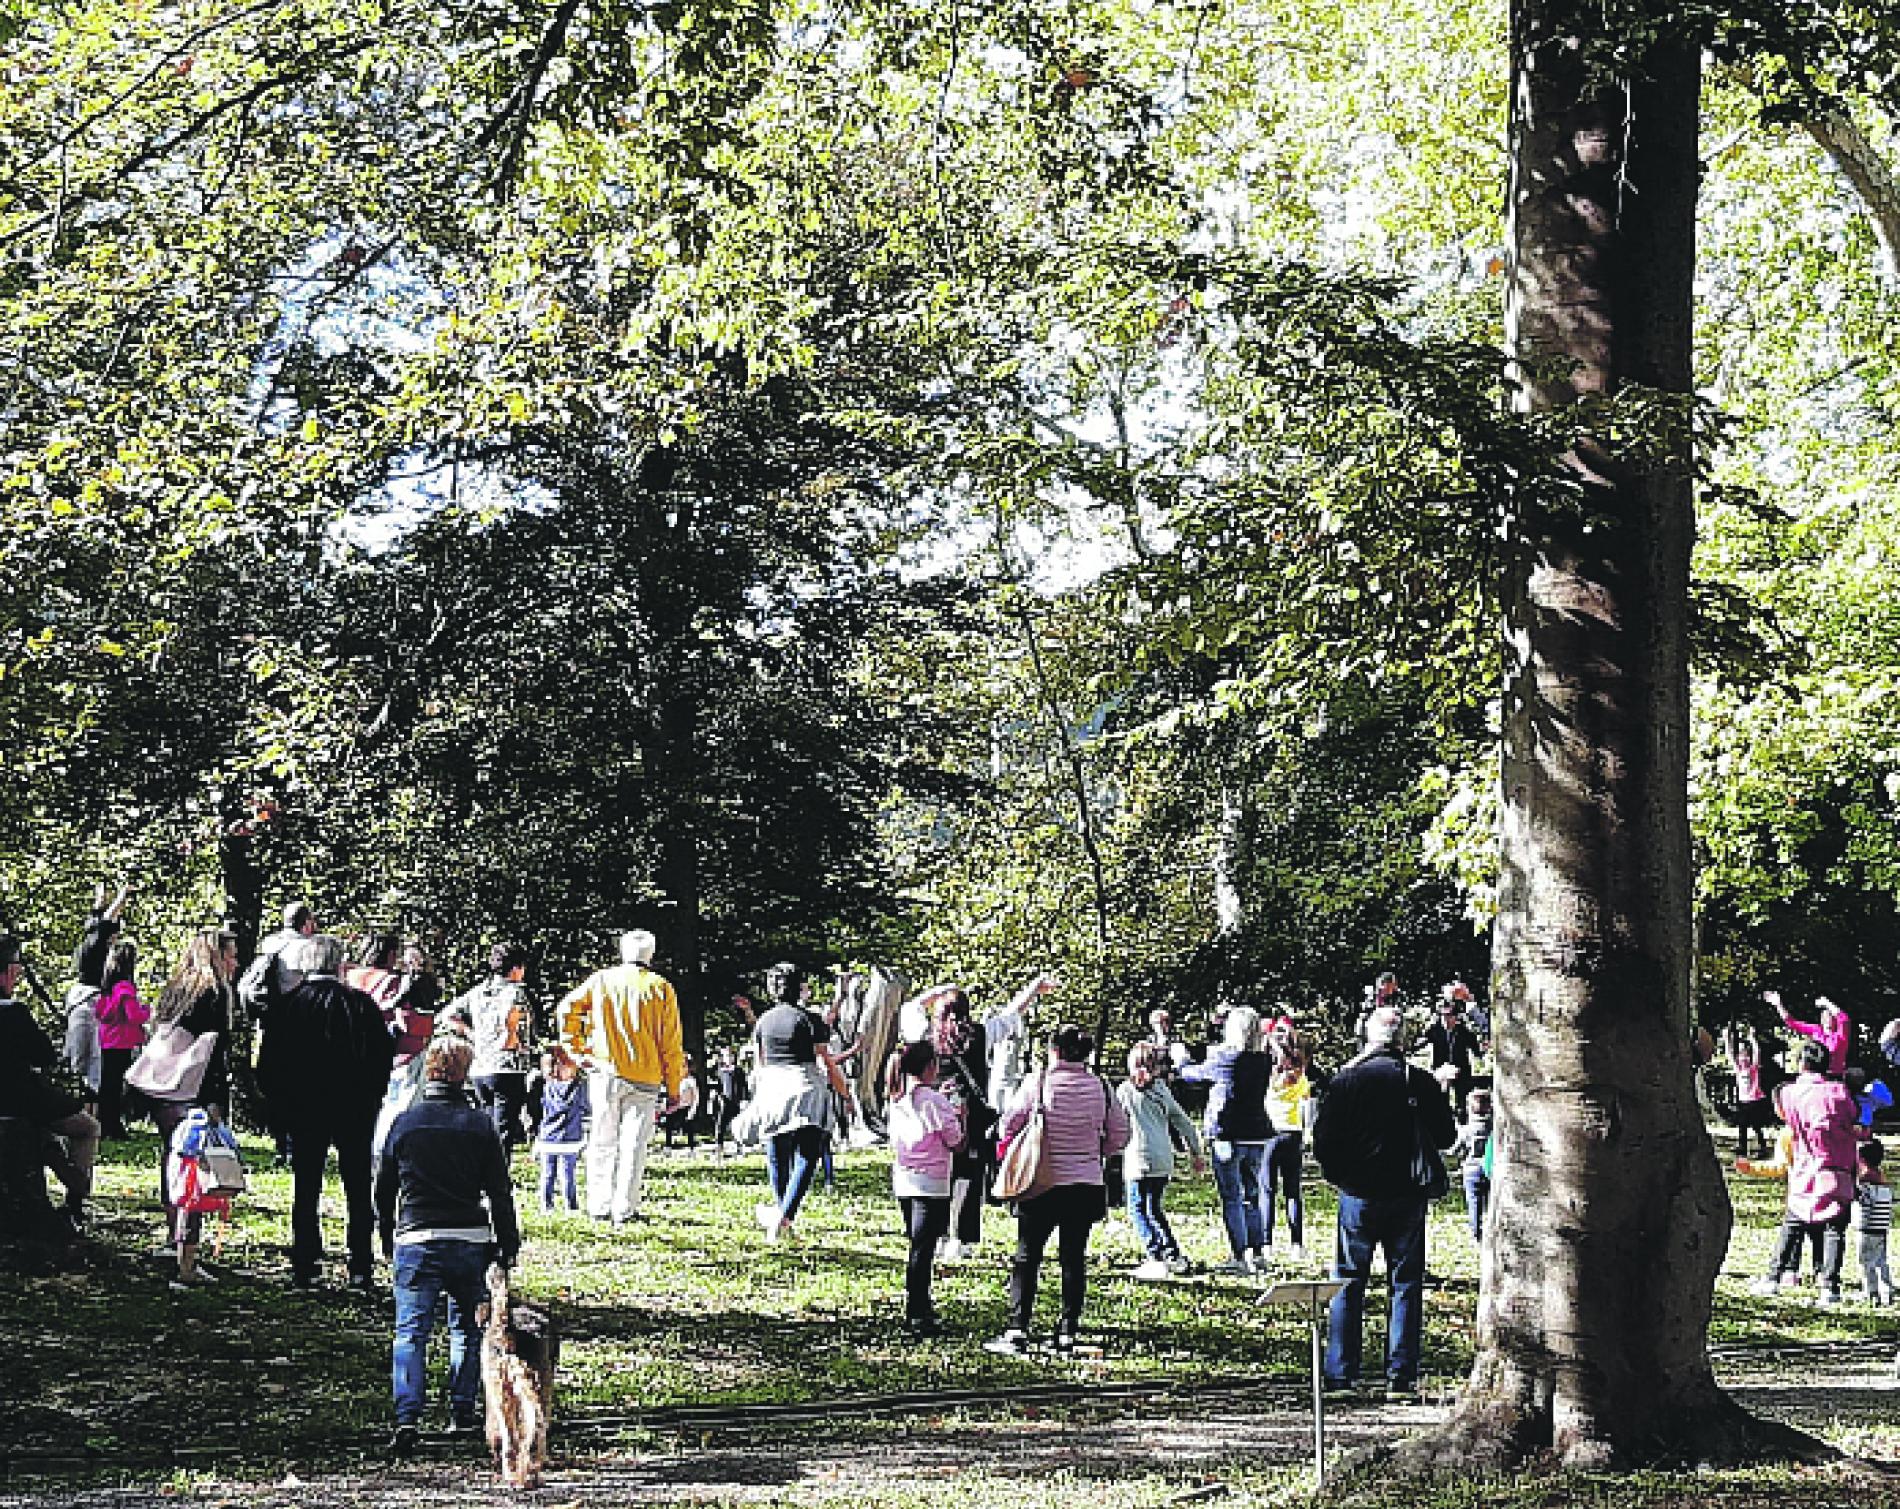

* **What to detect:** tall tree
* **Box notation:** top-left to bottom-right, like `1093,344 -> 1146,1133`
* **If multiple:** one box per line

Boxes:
1397,0 -> 1805,1468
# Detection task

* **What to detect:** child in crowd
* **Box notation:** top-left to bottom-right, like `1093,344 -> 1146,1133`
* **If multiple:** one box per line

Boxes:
1117,1042 -> 1204,1279
1456,1087 -> 1494,1245
93,937 -> 149,1139
663,1056 -> 701,1150
534,1046 -> 589,1213
1723,1023 -> 1776,1162
885,1038 -> 963,1336
1856,1140 -> 1894,1306
1262,1021 -> 1310,1262
1847,1068 -> 1895,1132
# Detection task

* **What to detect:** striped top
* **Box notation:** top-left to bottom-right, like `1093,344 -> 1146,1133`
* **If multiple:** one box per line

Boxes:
1856,1181 -> 1893,1235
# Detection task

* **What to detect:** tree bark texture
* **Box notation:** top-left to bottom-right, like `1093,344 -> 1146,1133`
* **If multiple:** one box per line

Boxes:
218,790 -> 266,964
652,692 -> 705,1070
1399,3 -> 1781,1469
1801,109 -> 1900,288
1214,784 -> 1246,937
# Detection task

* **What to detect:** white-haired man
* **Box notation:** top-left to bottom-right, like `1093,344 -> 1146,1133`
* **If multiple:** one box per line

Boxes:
1311,1004 -> 1455,1401
259,933 -> 393,1290
558,931 -> 684,1226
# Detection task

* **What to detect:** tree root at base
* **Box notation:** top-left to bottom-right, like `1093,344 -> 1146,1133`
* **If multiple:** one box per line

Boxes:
1327,1386 -> 1844,1492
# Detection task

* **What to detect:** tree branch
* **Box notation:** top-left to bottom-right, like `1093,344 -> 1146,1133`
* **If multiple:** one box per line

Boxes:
1801,108 -> 1900,285
1,36 -> 380,252
50,0 -> 291,155
477,0 -> 586,200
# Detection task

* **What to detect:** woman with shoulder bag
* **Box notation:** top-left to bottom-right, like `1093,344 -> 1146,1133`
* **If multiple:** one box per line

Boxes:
142,930 -> 236,1289
985,1024 -> 1130,1357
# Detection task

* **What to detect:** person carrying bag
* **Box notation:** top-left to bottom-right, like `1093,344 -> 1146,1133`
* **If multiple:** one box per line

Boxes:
984,1025 -> 1131,1356
140,930 -> 236,1290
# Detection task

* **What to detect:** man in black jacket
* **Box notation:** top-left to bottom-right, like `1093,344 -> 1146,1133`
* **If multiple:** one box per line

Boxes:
259,934 -> 393,1290
375,1034 -> 520,1457
1423,989 -> 1485,1115
1311,1004 -> 1456,1400
0,935 -> 100,1223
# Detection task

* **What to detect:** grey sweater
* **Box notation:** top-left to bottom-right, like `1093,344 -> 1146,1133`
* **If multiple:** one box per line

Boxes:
1116,1078 -> 1203,1180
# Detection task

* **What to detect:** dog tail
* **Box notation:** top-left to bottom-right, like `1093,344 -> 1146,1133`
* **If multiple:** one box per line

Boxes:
486,1261 -> 510,1331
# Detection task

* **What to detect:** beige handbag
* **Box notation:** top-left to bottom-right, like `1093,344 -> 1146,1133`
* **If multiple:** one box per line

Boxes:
125,1025 -> 218,1103
992,1073 -> 1050,1200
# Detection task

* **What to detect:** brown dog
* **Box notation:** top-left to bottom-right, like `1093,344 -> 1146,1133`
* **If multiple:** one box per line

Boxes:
479,1262 -> 557,1489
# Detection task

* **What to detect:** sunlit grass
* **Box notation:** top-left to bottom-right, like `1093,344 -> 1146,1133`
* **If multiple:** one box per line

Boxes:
3,1125 -> 1890,1476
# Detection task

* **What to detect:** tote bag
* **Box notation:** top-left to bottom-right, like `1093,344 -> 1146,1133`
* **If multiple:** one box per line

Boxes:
125,1024 -> 218,1104
993,1073 -> 1050,1201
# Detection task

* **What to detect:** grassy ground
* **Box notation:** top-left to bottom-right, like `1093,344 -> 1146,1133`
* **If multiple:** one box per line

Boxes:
2,1125 -> 1895,1495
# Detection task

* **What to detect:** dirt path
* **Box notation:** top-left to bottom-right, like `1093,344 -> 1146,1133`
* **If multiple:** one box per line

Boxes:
7,1353 -> 1896,1508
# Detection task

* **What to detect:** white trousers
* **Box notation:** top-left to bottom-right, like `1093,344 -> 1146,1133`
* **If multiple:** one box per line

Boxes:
587,1075 -> 659,1221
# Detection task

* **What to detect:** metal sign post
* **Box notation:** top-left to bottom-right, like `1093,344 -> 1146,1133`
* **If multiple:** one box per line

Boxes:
1259,1278 -> 1350,1491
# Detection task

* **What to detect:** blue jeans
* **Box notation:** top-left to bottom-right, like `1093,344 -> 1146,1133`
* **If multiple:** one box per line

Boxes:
1211,1141 -> 1268,1258
1462,1166 -> 1489,1244
392,1240 -> 489,1426
1326,1194 -> 1427,1388
541,1151 -> 579,1210
1126,1176 -> 1182,1261
766,1126 -> 827,1223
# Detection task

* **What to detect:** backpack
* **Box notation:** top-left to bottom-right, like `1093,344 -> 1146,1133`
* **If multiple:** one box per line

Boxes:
168,1109 -> 247,1214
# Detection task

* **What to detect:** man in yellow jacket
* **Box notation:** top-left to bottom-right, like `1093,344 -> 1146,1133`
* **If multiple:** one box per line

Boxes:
559,930 -> 685,1227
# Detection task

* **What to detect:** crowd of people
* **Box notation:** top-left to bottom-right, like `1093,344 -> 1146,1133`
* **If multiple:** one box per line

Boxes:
3,889 -> 1898,1443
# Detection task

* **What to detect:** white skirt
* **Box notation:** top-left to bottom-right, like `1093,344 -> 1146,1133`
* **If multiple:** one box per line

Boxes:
731,1062 -> 834,1145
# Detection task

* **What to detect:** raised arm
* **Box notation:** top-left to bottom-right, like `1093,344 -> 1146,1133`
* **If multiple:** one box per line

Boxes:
985,973 -> 1057,1051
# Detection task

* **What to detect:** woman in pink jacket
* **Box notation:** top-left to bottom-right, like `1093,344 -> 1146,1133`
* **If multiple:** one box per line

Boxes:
1752,1040 -> 1861,1305
93,938 -> 150,1138
1767,989 -> 1850,1077
985,1024 -> 1131,1356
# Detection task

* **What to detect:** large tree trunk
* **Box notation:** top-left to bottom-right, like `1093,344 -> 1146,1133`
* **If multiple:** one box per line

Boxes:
652,692 -> 705,1071
1391,1 -> 1821,1472
218,790 -> 266,964
1213,784 -> 1246,937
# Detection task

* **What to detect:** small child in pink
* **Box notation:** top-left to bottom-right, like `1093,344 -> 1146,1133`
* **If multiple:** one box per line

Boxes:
885,1038 -> 963,1336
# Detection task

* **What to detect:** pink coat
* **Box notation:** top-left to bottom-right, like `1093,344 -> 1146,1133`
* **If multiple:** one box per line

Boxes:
998,1061 -> 1131,1190
889,1083 -> 963,1189
1784,1012 -> 1850,1075
94,981 -> 150,1051
1781,1073 -> 1859,1224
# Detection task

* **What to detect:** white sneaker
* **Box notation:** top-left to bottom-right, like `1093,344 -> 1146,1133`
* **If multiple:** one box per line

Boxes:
983,1328 -> 1029,1356
756,1202 -> 782,1234
1816,1290 -> 1840,1309
1748,1277 -> 1781,1298
1132,1259 -> 1172,1281
1212,1258 -> 1252,1276
1289,1243 -> 1307,1263
938,1239 -> 966,1264
1247,1250 -> 1270,1273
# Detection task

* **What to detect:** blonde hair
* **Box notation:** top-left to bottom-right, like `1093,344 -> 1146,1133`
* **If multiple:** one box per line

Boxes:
1127,1042 -> 1163,1076
425,1036 -> 474,1084
154,930 -> 233,1025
